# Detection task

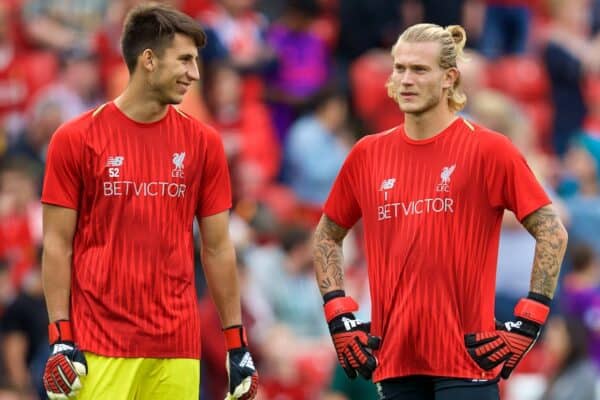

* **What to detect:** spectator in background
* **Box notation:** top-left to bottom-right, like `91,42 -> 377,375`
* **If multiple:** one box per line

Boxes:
560,145 -> 600,254
561,245 -> 600,369
265,0 -> 330,142
336,0 -> 402,63
247,225 -> 328,339
456,49 -> 488,102
0,158 -> 40,292
28,49 -> 102,122
0,267 -> 48,400
479,0 -> 532,59
8,98 -> 65,173
94,0 -> 141,95
0,2 -> 58,137
283,87 -> 351,218
199,0 -> 274,73
203,62 -> 280,201
21,0 -> 108,52
542,0 -> 600,156
540,315 -> 598,400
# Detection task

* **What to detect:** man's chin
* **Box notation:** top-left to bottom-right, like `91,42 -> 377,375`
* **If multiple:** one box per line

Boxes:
398,104 -> 423,114
164,95 -> 184,105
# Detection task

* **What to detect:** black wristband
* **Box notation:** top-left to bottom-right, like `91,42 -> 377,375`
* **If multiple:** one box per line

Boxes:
323,290 -> 346,304
527,291 -> 552,307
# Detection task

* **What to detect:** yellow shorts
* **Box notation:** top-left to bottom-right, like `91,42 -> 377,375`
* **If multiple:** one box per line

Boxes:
75,352 -> 200,400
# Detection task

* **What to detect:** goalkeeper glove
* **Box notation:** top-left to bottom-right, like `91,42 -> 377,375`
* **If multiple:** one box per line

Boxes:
224,325 -> 258,400
465,293 -> 551,379
324,290 -> 381,380
43,320 -> 88,399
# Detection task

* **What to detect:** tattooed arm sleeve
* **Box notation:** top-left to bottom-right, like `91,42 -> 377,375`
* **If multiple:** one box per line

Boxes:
313,215 -> 350,295
521,205 -> 569,299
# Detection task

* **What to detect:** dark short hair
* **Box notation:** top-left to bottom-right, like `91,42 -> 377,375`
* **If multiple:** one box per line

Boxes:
121,3 -> 206,73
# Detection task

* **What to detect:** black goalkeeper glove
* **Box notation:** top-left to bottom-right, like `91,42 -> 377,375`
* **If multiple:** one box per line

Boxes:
465,293 -> 550,379
224,325 -> 258,400
324,290 -> 381,380
43,320 -> 88,399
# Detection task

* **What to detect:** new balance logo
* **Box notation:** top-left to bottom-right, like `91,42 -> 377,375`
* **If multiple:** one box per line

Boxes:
107,156 -> 124,178
238,352 -> 255,370
504,321 -> 522,332
380,178 -> 396,191
106,156 -> 124,167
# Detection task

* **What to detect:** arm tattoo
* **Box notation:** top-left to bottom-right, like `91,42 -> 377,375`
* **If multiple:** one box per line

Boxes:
521,205 -> 568,299
313,215 -> 349,294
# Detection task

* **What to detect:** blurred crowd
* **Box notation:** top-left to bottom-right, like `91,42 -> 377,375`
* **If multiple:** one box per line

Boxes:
0,0 -> 600,399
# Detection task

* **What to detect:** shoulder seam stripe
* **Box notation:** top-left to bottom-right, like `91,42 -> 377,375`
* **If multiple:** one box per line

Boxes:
92,102 -> 108,118
174,107 -> 189,119
462,118 -> 475,131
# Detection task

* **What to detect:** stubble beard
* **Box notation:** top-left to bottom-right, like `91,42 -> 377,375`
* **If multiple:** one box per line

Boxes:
386,78 -> 441,116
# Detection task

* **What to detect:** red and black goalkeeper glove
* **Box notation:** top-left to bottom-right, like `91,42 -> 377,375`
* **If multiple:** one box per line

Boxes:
224,325 -> 258,400
324,290 -> 381,380
43,320 -> 88,399
465,292 -> 551,379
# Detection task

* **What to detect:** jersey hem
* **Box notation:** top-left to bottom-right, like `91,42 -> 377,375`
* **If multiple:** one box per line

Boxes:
373,369 -> 497,383
198,204 -> 232,218
80,348 -> 201,360
40,198 -> 78,210
322,211 -> 354,230
516,199 -> 552,222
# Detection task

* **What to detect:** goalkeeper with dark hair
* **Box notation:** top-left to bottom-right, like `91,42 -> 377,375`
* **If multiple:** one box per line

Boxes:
313,22 -> 568,400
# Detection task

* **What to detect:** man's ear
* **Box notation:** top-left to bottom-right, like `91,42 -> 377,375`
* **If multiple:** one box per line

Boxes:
140,49 -> 156,72
443,67 -> 459,90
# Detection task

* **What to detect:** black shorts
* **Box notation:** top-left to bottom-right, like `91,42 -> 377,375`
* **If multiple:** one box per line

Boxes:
376,375 -> 500,400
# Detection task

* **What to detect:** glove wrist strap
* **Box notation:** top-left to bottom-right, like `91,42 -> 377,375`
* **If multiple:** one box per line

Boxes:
514,297 -> 550,325
48,320 -> 73,345
223,325 -> 248,350
324,296 -> 359,323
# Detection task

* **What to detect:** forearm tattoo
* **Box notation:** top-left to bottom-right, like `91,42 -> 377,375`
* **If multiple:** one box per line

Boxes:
313,215 -> 349,294
521,205 -> 568,299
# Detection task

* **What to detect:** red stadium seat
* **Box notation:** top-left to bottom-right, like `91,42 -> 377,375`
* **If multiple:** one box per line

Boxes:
349,51 -> 405,131
487,56 -> 550,102
349,51 -> 393,120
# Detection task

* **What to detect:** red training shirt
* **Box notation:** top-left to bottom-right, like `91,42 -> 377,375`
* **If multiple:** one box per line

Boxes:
324,118 -> 551,381
41,102 -> 232,359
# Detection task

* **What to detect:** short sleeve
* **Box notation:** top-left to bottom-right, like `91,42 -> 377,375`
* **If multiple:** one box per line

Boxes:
484,134 -> 551,221
323,143 -> 362,229
41,123 -> 83,210
196,127 -> 232,218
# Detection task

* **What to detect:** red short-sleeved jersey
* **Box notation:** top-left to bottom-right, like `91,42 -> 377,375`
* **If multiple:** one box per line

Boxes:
41,102 -> 232,359
324,118 -> 551,381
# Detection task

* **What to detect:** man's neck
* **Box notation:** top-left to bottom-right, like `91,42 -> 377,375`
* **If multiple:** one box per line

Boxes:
113,78 -> 169,123
404,106 -> 457,141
